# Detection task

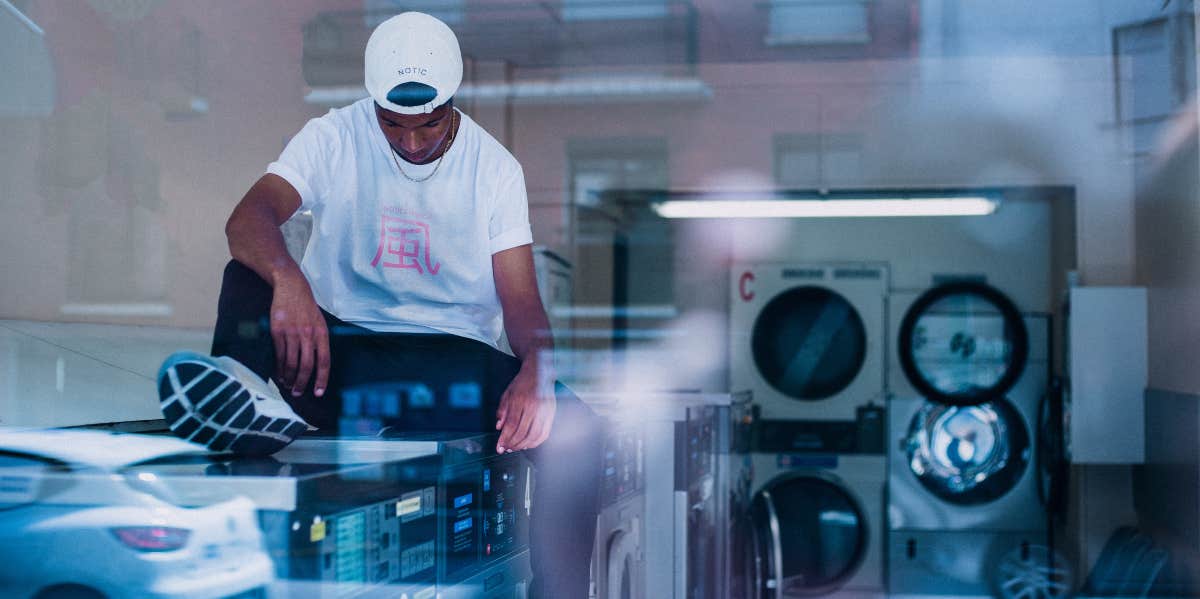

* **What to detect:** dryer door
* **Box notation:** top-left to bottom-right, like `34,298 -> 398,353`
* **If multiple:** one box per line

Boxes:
904,399 -> 1031,505
898,282 -> 1028,406
732,508 -> 764,599
752,286 -> 867,401
750,473 -> 869,597
605,523 -> 640,599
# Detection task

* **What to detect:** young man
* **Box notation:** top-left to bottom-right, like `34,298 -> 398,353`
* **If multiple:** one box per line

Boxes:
158,12 -> 601,597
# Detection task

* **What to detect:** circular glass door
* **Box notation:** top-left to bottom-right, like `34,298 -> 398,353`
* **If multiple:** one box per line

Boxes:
606,527 -> 638,599
898,282 -> 1028,406
905,399 -> 1030,505
752,286 -> 867,401
750,473 -> 868,597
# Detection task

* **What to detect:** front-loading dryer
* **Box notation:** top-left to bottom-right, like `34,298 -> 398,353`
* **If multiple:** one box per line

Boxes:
888,361 -> 1047,532
743,418 -> 886,598
731,263 -> 887,421
746,454 -> 886,598
887,284 -> 1048,530
886,283 -> 1063,597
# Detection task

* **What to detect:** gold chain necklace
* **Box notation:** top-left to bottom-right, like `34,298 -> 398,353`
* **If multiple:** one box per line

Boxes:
390,109 -> 459,183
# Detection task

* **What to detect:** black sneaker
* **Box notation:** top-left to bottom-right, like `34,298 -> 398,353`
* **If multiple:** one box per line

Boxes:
157,351 -> 310,456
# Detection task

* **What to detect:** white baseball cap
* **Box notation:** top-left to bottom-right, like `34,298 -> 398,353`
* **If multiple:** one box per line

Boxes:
364,12 -> 463,115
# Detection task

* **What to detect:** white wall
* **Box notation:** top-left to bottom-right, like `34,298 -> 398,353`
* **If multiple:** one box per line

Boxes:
1133,95 -> 1200,584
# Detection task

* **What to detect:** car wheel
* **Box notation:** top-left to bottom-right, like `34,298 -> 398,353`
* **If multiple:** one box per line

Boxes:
34,585 -> 106,599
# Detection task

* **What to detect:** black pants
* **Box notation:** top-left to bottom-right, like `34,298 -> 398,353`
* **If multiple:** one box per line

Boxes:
211,260 -> 601,598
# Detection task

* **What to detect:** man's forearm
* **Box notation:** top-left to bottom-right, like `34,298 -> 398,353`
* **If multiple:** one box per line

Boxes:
505,307 -> 555,367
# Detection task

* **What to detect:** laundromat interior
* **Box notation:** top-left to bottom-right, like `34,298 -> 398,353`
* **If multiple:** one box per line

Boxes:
2,1 -> 1199,598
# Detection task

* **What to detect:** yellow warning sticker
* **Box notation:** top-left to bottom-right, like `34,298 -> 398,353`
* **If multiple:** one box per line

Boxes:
310,520 -> 326,543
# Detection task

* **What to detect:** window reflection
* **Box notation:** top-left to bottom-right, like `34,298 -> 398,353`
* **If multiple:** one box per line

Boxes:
1,1 -> 1199,597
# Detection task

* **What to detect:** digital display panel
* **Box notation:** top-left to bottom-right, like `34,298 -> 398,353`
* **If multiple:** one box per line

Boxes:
334,512 -> 366,584
443,472 -> 480,580
397,493 -> 422,520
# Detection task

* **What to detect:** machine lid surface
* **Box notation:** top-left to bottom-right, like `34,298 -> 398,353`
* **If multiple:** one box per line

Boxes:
905,398 -> 1031,505
750,472 -> 868,596
898,281 -> 1029,406
752,286 -> 867,401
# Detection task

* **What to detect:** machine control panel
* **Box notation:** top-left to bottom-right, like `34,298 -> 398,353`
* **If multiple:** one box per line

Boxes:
600,425 -> 645,508
126,442 -> 443,598
435,441 -> 533,586
481,455 -> 530,560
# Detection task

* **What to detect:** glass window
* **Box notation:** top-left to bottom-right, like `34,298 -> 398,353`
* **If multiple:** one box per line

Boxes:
561,0 -> 670,22
0,0 -> 52,116
4,3 -> 1200,594
1113,14 -> 1195,183
566,139 -> 670,384
764,0 -> 870,46
364,0 -> 464,27
774,133 -> 864,188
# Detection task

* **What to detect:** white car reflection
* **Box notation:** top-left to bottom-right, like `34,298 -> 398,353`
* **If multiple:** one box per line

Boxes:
0,428 -> 274,599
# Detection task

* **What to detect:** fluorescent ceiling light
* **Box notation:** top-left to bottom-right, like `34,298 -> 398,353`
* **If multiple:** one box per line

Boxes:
305,77 -> 712,107
652,196 -> 999,218
59,303 -> 174,317
461,77 -> 712,104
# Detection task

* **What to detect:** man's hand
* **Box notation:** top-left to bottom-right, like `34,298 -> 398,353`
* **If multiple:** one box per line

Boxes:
495,358 -> 556,453
270,272 -> 330,398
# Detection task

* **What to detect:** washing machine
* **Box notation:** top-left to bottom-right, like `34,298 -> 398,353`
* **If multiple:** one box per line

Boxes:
887,283 -> 1058,596
730,263 -> 888,422
583,391 -> 753,599
308,432 -> 534,599
590,415 -> 646,599
440,551 -> 532,599
742,412 -> 887,598
125,437 -> 444,599
285,432 -> 535,598
430,436 -> 533,598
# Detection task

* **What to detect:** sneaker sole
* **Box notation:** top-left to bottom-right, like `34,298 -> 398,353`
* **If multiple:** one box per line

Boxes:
157,355 -> 307,456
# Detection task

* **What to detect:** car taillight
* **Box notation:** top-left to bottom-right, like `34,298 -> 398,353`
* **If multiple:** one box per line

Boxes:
111,526 -> 191,551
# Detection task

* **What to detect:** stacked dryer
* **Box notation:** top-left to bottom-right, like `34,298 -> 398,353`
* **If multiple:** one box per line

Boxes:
887,282 -> 1063,598
730,263 -> 887,422
730,263 -> 888,598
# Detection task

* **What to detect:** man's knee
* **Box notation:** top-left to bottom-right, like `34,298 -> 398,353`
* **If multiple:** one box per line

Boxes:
212,260 -> 275,375
219,260 -> 273,307
222,258 -> 267,285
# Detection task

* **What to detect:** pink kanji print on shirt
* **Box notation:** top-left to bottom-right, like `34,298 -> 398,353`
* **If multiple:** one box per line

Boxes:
370,215 -> 441,274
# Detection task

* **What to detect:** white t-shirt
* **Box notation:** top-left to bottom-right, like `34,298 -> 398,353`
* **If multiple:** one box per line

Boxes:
266,98 -> 533,349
